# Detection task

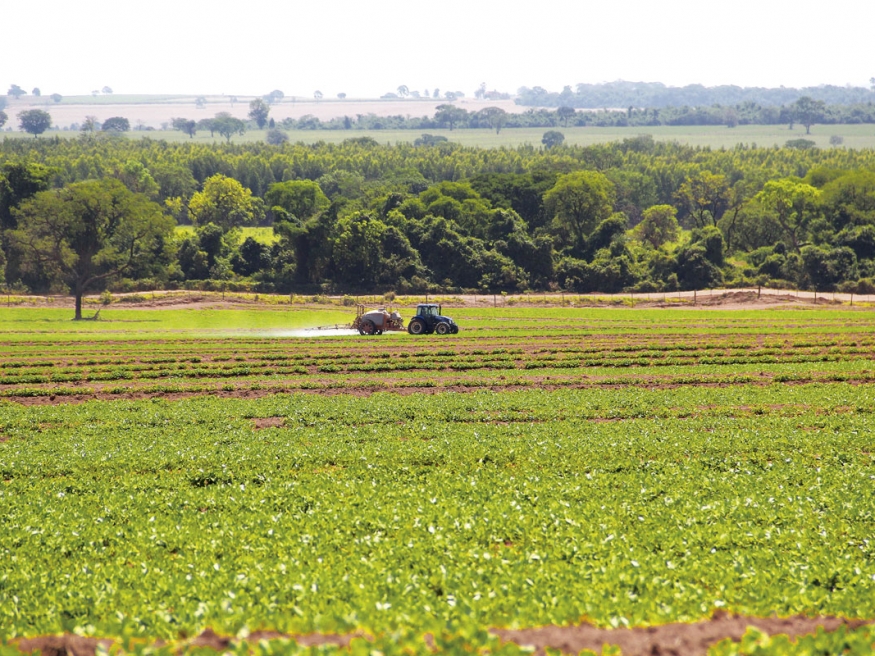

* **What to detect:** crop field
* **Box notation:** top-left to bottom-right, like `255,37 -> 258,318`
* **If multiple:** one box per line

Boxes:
2,305 -> 875,655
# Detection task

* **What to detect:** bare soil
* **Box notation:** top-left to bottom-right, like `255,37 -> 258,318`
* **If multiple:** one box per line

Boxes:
492,613 -> 872,655
2,373 -> 863,407
11,615 -> 871,656
251,416 -> 284,429
9,287 -> 870,311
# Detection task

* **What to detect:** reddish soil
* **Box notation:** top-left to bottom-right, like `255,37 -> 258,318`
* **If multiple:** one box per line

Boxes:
251,416 -> 284,429
4,373 -> 869,406
11,616 -> 872,656
8,288 -> 870,311
492,613 -> 872,655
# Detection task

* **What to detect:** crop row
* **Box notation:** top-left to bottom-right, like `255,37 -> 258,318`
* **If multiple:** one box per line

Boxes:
1,385 -> 874,645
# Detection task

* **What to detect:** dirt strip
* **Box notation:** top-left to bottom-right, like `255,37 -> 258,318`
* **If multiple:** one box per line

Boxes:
491,613 -> 872,655
2,374 -> 870,406
10,615 -> 873,656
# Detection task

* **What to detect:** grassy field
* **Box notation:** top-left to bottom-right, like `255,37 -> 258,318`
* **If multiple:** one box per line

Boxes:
2,305 -> 875,654
5,124 -> 875,149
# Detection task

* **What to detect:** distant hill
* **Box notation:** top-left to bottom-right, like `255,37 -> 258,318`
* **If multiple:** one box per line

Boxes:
516,81 -> 875,108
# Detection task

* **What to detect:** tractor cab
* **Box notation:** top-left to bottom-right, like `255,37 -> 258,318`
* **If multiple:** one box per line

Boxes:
408,304 -> 459,335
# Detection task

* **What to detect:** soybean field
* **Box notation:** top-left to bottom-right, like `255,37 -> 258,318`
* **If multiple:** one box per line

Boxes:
1,305 -> 874,655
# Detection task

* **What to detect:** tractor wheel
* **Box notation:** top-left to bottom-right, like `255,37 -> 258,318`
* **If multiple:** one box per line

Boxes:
374,329 -> 383,335
450,325 -> 459,334
435,322 -> 451,335
359,319 -> 376,336
408,319 -> 426,335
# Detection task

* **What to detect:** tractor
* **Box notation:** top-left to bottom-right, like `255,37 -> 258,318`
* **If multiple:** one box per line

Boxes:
352,305 -> 405,335
407,304 -> 459,335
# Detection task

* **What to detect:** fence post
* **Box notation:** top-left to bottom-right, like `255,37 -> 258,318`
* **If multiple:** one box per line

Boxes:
693,289 -> 696,305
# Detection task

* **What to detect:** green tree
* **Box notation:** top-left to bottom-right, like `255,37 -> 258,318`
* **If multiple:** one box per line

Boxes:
397,85 -> 409,97
80,115 -> 98,136
17,109 -> 52,137
101,116 -> 130,132
331,212 -> 387,286
544,170 -> 615,250
196,118 -> 215,137
755,179 -> 821,252
171,117 -> 197,138
434,104 -> 468,130
794,96 -> 826,135
50,93 -> 62,103
0,161 -> 53,230
556,106 -> 575,127
478,107 -> 508,134
265,90 -> 284,103
212,112 -> 245,142
9,179 -> 173,319
248,98 -> 270,129
265,180 -> 329,223
188,174 -> 262,231
675,171 -> 731,228
7,84 -> 26,99
0,110 -> 6,129
265,128 -> 288,145
631,204 -> 680,249
541,130 -> 565,149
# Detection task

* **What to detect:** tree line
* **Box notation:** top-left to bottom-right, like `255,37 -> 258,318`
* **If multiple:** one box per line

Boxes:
516,81 -> 875,108
3,136 -> 875,316
169,100 -> 875,138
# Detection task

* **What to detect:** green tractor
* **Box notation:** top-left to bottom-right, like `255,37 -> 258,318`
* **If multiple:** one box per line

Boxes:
407,304 -> 459,335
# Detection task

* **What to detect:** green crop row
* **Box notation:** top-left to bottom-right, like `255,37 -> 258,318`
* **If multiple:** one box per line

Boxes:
1,385 -> 874,647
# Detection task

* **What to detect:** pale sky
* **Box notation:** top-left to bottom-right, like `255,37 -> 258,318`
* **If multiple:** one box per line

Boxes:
3,0 -> 873,98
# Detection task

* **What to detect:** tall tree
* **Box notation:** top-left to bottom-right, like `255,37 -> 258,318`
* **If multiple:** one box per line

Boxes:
9,179 -> 173,319
7,84 -> 26,99
631,204 -> 680,249
18,110 -> 52,137
0,110 -> 6,129
675,171 -> 731,228
248,98 -> 270,129
793,96 -> 826,135
755,179 -> 820,252
101,116 -> 130,132
556,106 -> 576,128
544,171 -> 615,250
188,174 -> 262,231
541,130 -> 565,149
434,104 -> 468,130
265,180 -> 329,222
171,117 -> 197,138
0,161 -> 53,230
478,107 -> 508,134
211,112 -> 245,142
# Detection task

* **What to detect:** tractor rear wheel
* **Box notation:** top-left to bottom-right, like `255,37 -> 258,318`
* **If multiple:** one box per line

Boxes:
435,322 -> 451,335
408,319 -> 426,335
359,319 -> 376,336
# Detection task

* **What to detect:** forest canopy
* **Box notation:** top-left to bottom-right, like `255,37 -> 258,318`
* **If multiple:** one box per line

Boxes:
3,135 -> 875,298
